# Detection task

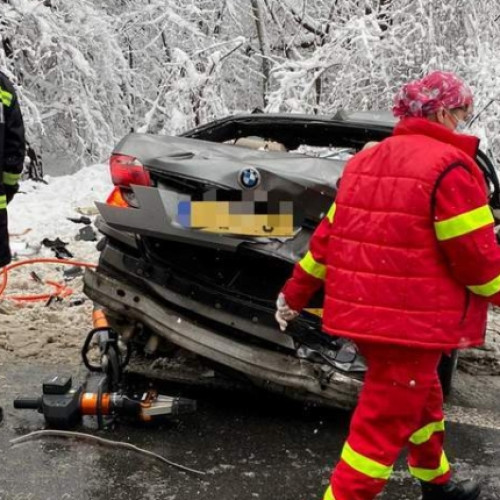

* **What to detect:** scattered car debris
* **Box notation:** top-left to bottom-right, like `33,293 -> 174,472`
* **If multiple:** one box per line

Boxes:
69,297 -> 86,307
29,271 -> 43,284
63,266 -> 84,280
75,226 -> 97,242
41,238 -> 74,259
67,216 -> 92,225
76,206 -> 100,216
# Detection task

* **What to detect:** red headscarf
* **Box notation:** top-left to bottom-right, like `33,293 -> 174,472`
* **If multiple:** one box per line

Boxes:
393,71 -> 473,118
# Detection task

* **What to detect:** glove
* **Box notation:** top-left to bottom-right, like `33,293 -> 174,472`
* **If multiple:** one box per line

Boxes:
275,292 -> 299,332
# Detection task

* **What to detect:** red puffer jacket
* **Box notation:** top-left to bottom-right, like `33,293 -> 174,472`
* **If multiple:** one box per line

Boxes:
282,118 -> 500,349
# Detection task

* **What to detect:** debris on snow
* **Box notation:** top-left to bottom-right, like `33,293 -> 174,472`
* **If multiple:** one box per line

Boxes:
0,164 -> 111,365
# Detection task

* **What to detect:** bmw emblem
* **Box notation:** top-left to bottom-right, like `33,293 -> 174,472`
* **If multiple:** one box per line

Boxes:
238,167 -> 261,190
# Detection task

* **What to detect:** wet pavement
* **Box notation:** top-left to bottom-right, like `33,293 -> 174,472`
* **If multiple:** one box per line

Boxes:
0,363 -> 499,500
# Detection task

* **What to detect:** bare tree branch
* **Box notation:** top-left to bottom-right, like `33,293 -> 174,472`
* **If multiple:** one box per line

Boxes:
282,0 -> 326,38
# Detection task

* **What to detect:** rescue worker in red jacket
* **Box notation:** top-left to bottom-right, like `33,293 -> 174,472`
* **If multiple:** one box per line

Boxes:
275,71 -> 493,500
0,70 -> 25,268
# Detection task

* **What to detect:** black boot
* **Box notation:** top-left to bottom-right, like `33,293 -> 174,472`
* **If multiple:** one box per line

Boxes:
421,479 -> 481,500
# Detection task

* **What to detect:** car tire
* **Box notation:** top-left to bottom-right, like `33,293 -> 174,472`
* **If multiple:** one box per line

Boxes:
438,350 -> 458,397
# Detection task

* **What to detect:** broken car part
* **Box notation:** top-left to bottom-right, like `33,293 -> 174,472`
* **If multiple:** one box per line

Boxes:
41,238 -> 73,259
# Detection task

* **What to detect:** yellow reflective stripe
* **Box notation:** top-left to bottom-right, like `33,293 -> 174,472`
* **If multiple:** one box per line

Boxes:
326,203 -> 336,223
409,420 -> 445,445
468,273 -> 500,297
341,442 -> 393,480
409,452 -> 450,482
2,172 -> 21,186
0,195 -> 7,210
434,205 -> 493,241
299,251 -> 326,280
323,485 -> 336,500
0,87 -> 13,107
304,308 -> 323,317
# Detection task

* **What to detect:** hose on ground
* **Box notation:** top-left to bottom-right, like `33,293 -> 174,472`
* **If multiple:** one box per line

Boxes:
0,257 -> 97,302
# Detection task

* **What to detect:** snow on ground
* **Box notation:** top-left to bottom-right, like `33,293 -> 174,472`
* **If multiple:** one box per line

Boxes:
0,163 -> 499,375
0,164 -> 112,364
9,164 -> 112,258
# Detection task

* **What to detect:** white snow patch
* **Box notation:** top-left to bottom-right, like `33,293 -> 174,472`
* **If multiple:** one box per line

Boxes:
9,163 -> 112,255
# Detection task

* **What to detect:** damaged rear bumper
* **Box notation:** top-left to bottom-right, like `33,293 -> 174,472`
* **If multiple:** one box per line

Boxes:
83,269 -> 361,410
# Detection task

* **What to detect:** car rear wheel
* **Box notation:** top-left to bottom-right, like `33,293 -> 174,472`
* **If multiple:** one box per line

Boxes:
438,350 -> 458,397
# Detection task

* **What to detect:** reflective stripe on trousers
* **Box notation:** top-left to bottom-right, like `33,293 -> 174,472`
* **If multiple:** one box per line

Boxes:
326,344 -> 450,500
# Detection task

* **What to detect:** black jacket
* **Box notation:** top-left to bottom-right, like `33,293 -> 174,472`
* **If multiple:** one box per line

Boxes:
0,71 -> 26,267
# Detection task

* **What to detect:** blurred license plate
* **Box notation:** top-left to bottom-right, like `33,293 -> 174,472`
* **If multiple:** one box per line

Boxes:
177,201 -> 295,237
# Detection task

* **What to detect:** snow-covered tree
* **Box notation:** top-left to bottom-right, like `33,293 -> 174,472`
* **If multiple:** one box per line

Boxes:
1,0 -> 500,172
0,0 -> 132,168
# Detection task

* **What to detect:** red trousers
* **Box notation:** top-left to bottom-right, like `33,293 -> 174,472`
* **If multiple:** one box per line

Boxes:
323,344 -> 451,500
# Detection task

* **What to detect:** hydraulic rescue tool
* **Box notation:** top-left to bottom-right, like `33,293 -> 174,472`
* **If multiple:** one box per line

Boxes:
14,308 -> 197,428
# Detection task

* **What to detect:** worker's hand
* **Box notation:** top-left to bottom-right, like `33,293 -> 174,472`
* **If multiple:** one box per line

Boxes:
275,292 -> 298,331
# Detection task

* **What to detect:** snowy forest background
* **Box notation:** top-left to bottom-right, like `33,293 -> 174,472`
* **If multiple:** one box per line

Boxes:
1,0 -> 500,174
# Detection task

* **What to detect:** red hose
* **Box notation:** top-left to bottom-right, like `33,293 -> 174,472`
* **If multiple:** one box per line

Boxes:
0,257 -> 97,302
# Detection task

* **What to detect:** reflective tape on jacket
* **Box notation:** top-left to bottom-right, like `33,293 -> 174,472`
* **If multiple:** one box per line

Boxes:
299,250 -> 327,280
0,87 -> 13,107
2,172 -> 21,186
468,273 -> 500,297
327,203 -> 337,223
323,485 -> 335,500
434,205 -> 493,241
409,419 -> 445,445
0,195 -> 7,210
341,442 -> 393,480
408,451 -> 450,482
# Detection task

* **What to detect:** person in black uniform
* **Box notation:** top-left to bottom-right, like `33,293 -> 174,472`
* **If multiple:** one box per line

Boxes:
0,70 -> 26,267
0,71 -> 26,424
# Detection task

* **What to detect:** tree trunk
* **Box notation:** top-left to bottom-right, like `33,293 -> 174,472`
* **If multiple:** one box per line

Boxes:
250,0 -> 271,108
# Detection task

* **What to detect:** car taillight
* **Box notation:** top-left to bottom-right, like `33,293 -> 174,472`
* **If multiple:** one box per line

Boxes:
106,186 -> 129,207
110,154 -> 151,187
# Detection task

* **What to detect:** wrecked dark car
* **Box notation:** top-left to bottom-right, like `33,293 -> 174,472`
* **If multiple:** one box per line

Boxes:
83,112 -> 500,410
